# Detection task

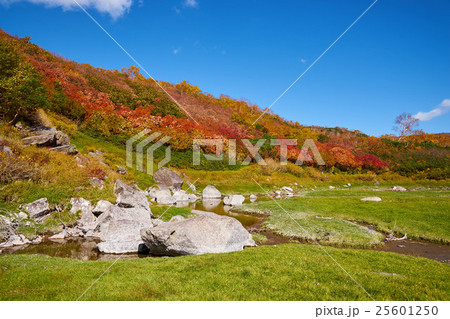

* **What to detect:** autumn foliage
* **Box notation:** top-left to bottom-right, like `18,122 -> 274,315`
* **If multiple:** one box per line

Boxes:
0,29 -> 448,178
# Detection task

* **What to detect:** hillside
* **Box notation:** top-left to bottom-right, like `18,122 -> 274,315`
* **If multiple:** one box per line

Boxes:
0,29 -> 449,179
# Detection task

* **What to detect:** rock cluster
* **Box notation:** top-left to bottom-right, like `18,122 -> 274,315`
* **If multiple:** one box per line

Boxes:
0,168 -> 257,257
22,126 -> 77,154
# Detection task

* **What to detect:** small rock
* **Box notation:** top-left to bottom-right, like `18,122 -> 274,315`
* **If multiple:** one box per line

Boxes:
250,194 -> 257,202
157,195 -> 176,205
152,167 -> 183,191
50,230 -> 67,240
114,180 -> 151,212
173,190 -> 190,202
75,155 -> 89,167
223,195 -> 245,206
32,236 -> 42,244
392,186 -> 407,192
329,186 -> 335,190
1,145 -> 12,154
361,197 -> 382,202
202,185 -> 221,199
117,166 -> 127,175
22,198 -> 50,220
281,186 -> 293,193
17,212 -> 28,220
71,198 -> 97,232
50,144 -> 78,155
89,177 -> 104,189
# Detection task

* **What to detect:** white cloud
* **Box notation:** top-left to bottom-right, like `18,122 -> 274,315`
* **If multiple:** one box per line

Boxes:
413,99 -> 450,121
184,0 -> 198,8
299,58 -> 306,64
0,0 -> 133,19
173,47 -> 181,55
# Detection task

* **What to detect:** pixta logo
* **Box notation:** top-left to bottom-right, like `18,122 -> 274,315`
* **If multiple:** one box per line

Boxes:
126,130 -> 325,175
126,130 -> 172,175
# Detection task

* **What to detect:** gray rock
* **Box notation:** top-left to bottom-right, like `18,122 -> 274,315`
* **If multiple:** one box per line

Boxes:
0,234 -> 30,247
17,212 -> 28,220
152,167 -> 183,191
117,166 -> 128,175
361,197 -> 382,202
71,198 -> 97,232
89,177 -> 104,189
392,186 -> 407,192
250,194 -> 257,202
329,186 -> 335,190
50,144 -> 78,155
282,186 -> 293,193
22,198 -> 50,220
151,188 -> 176,205
75,155 -> 89,167
22,133 -> 55,147
141,213 -> 256,256
93,200 -> 113,216
95,204 -> 153,254
70,198 -> 92,215
1,145 -> 12,154
223,195 -> 245,206
50,229 -> 67,240
157,195 -> 176,205
55,131 -> 70,146
32,236 -> 42,244
114,180 -> 150,212
173,190 -> 190,202
202,185 -> 221,199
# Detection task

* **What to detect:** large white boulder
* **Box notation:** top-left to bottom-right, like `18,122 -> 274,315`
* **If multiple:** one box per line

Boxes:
141,213 -> 255,256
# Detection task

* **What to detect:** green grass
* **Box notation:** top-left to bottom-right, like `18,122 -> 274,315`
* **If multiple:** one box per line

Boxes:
239,187 -> 450,245
151,206 -> 194,222
0,245 -> 448,300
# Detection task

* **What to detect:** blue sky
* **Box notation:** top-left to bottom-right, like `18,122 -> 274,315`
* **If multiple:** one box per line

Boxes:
0,0 -> 449,136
